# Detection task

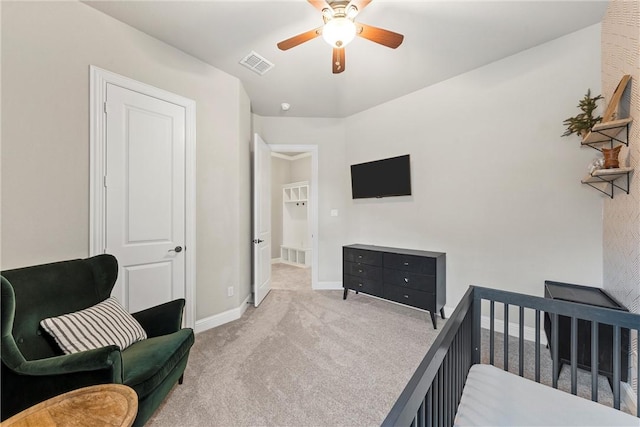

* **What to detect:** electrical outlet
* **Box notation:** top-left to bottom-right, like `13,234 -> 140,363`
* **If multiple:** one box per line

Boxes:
227,286 -> 234,297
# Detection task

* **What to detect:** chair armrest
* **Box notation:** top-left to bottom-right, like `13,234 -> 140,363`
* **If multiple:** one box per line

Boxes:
12,345 -> 122,380
132,299 -> 185,338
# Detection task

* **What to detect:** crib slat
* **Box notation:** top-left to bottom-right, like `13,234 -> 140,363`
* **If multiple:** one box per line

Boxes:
453,332 -> 459,417
444,355 -> 449,427
570,316 -> 578,395
450,351 -> 454,426
552,312 -> 559,389
519,306 -> 524,377
535,310 -> 541,383
591,321 -> 598,402
426,386 -> 432,427
450,349 -> 455,425
418,396 -> 425,427
636,343 -> 639,419
439,366 -> 444,427
612,325 -> 621,409
504,303 -> 509,372
472,297 -> 481,365
432,372 -> 438,427
490,300 -> 495,366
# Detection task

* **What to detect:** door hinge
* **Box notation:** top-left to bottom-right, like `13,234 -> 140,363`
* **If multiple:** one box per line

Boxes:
104,102 -> 108,114
103,176 -> 107,188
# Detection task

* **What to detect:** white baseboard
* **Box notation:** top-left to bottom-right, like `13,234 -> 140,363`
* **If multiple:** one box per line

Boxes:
480,314 -> 548,346
313,281 -> 342,290
194,294 -> 251,334
271,258 -> 282,264
621,382 -> 638,416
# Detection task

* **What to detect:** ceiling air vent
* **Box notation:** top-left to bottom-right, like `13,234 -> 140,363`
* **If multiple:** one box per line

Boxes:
240,51 -> 274,76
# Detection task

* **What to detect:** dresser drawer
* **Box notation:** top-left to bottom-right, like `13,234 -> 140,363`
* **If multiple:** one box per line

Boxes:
344,248 -> 382,266
344,275 -> 383,297
383,269 -> 435,292
383,285 -> 436,312
344,261 -> 382,280
384,253 -> 436,275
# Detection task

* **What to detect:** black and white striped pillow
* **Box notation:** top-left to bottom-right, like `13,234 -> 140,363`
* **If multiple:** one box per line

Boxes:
40,297 -> 147,354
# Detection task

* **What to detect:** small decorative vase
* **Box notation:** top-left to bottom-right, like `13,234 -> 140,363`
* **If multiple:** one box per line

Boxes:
602,145 -> 622,169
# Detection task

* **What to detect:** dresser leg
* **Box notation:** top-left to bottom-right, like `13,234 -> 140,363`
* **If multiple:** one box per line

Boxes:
430,312 -> 437,329
343,288 -> 348,300
440,308 -> 446,319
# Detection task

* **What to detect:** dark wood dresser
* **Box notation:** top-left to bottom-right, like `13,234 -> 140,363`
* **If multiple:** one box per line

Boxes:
343,244 -> 446,328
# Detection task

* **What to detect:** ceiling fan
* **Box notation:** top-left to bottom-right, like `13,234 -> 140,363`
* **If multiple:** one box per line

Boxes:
277,0 -> 404,74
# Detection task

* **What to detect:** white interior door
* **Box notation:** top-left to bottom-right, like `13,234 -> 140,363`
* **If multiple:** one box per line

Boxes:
105,83 -> 186,313
253,133 -> 272,307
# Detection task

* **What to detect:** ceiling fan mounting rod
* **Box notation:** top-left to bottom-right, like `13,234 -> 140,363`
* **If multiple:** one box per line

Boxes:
324,1 -> 357,21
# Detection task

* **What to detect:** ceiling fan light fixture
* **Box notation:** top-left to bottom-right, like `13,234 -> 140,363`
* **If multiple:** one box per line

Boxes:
322,17 -> 356,48
346,5 -> 359,19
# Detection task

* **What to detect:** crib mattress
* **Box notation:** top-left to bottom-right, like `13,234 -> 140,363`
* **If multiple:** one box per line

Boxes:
454,364 -> 639,426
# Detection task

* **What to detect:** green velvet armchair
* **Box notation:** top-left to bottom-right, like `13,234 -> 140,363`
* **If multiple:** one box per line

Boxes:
1,254 -> 195,426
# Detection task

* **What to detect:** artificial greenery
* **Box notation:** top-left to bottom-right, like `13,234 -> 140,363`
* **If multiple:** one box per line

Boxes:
562,89 -> 603,138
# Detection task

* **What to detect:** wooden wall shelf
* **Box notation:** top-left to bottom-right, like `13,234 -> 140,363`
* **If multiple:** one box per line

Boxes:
581,167 -> 632,198
579,115 -> 633,198
581,117 -> 632,150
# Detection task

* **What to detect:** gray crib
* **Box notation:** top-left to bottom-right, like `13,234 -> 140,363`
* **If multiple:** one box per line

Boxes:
383,285 -> 640,427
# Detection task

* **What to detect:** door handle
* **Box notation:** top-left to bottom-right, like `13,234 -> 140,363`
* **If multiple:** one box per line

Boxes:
252,239 -> 264,244
168,246 -> 183,253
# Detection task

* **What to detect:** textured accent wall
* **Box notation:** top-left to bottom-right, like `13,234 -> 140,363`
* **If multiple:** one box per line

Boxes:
601,0 -> 639,396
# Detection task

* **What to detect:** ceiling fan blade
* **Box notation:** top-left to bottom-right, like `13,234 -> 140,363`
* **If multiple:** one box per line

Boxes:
307,0 -> 332,13
277,27 -> 323,51
346,0 -> 372,16
356,23 -> 404,49
332,48 -> 345,74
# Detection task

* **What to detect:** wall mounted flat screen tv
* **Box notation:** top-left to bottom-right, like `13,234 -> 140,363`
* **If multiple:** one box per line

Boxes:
350,154 -> 411,199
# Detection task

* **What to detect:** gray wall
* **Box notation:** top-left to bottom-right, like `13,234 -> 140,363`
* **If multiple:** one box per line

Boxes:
271,156 -> 291,259
290,156 -> 311,183
1,1 -> 251,321
255,24 -> 604,304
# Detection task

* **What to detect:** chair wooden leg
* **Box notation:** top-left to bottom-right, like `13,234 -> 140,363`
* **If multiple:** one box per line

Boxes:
178,374 -> 184,385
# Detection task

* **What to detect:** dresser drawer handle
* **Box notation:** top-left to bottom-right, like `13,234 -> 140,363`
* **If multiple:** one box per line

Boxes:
358,269 -> 363,273
404,262 -> 409,266
358,283 -> 363,287
403,294 -> 409,299
404,277 -> 409,283
358,255 -> 363,259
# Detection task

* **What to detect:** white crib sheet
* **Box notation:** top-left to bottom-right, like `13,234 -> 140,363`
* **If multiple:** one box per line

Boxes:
454,364 -> 639,426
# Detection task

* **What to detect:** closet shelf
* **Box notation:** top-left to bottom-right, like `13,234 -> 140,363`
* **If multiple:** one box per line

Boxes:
282,181 -> 309,202
281,181 -> 311,268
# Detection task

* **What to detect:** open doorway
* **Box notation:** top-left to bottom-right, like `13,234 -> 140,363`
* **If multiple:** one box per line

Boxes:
269,145 -> 318,290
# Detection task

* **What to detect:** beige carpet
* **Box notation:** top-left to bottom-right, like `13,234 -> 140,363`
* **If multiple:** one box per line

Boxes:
147,263 -> 445,426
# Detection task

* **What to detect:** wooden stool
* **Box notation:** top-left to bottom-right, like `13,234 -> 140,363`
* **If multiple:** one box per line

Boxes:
1,384 -> 138,427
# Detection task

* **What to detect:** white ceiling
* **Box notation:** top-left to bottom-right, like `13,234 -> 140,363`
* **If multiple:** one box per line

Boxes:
85,0 -> 607,118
